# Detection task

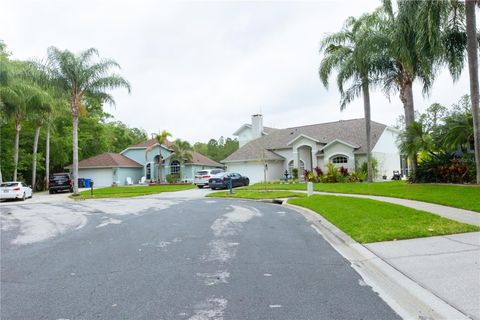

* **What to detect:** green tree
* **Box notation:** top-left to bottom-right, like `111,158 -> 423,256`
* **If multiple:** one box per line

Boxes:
41,47 -> 130,194
319,14 -> 383,182
171,139 -> 193,174
146,130 -> 171,183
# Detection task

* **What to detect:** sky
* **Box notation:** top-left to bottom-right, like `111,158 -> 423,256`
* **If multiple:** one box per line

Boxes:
0,0 -> 472,143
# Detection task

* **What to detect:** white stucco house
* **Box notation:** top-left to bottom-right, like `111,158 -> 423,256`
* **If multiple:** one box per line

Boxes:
223,114 -> 403,183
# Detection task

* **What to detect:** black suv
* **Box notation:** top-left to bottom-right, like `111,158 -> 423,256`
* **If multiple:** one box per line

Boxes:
49,173 -> 73,194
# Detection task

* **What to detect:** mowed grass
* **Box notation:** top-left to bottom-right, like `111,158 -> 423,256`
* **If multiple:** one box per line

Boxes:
289,195 -> 480,243
207,190 -> 306,199
245,181 -> 480,212
73,184 -> 195,199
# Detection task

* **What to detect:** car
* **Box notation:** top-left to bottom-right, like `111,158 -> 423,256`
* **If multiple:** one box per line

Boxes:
208,172 -> 249,190
0,181 -> 33,201
49,173 -> 73,194
194,169 -> 225,188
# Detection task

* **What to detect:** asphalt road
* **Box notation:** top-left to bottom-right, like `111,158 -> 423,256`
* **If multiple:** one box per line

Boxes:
1,193 -> 400,320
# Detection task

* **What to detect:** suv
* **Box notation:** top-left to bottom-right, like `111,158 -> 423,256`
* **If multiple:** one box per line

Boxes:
49,173 -> 73,194
194,169 -> 225,188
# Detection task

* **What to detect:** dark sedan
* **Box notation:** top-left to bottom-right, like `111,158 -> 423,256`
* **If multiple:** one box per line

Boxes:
208,172 -> 250,190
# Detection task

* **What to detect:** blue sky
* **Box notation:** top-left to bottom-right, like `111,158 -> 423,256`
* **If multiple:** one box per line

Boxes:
1,0 -> 472,143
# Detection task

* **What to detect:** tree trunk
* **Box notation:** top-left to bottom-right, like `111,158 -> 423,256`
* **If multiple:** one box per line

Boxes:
45,118 -> 51,189
362,79 -> 373,182
31,126 -> 41,191
72,113 -> 79,195
13,115 -> 21,181
399,77 -> 417,175
466,0 -> 480,184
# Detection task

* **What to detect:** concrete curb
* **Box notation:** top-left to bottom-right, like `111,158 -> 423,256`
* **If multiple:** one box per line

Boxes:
283,202 -> 471,320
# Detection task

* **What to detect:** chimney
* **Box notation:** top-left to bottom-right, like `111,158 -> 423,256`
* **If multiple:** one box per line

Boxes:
251,114 -> 263,139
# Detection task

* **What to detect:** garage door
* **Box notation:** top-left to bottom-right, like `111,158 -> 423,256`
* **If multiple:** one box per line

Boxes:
227,162 -> 264,184
78,168 -> 113,187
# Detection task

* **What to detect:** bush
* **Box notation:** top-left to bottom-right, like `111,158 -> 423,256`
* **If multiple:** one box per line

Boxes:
357,158 -> 378,180
314,166 -> 324,176
166,173 -> 180,184
321,163 -> 342,183
412,153 -> 476,183
292,168 -> 299,180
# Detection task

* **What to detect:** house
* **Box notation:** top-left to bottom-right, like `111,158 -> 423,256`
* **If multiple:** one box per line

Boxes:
70,139 -> 224,187
223,114 -> 402,183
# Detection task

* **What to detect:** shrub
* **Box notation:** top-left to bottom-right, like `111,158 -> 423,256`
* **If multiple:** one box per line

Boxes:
412,153 -> 476,183
166,173 -> 180,184
314,166 -> 324,176
357,158 -> 378,179
339,166 -> 349,177
292,168 -> 299,180
321,163 -> 342,183
304,169 -> 317,182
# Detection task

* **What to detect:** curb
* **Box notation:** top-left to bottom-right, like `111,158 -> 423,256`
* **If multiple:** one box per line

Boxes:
283,202 -> 471,320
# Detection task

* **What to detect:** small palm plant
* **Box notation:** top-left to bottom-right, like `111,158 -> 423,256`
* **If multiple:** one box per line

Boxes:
171,139 -> 193,179
145,130 -> 172,183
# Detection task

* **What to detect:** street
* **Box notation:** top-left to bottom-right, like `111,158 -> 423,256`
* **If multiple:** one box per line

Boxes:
1,191 -> 400,319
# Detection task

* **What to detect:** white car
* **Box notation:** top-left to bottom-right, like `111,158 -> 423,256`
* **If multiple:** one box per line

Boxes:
0,181 -> 33,201
194,169 -> 225,188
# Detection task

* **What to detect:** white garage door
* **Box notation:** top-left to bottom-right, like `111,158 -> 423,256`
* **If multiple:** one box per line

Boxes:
227,162 -> 265,184
78,168 -> 113,187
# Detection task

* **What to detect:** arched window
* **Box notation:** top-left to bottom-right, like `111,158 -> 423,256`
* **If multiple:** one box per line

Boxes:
331,155 -> 348,164
146,163 -> 151,179
170,160 -> 180,174
288,160 -> 294,176
288,160 -> 305,177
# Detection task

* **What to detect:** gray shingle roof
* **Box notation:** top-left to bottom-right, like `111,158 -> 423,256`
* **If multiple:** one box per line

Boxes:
223,118 -> 387,162
73,153 -> 143,168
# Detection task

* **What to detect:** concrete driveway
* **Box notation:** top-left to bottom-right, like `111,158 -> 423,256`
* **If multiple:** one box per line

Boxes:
0,191 -> 399,320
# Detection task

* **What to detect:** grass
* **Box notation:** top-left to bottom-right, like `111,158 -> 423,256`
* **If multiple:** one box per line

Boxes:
288,195 -> 480,243
207,189 -> 306,199
245,181 -> 480,212
73,184 -> 195,199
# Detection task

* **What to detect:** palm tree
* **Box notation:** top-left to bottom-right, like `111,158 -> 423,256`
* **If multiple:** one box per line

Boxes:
465,0 -> 480,183
171,139 -> 193,179
319,14 -> 384,182
41,47 -> 130,194
398,121 -> 436,161
0,60 -> 45,181
145,130 -> 172,183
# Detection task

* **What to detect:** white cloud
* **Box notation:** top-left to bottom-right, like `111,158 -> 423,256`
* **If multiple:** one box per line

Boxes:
0,0 -> 471,143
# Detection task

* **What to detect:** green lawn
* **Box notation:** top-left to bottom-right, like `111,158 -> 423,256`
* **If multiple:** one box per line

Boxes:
207,190 -> 306,199
289,195 -> 480,243
73,184 -> 195,199
245,181 -> 480,212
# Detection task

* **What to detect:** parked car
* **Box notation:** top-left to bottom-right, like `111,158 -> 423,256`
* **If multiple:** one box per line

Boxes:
194,169 -> 225,188
208,172 -> 249,190
49,173 -> 73,194
0,182 -> 33,201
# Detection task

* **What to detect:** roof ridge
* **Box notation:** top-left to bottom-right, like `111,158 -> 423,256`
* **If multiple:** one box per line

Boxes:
282,118 -> 384,131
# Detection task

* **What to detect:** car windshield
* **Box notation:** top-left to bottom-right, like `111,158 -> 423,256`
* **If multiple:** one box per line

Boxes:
196,171 -> 209,175
0,182 -> 19,187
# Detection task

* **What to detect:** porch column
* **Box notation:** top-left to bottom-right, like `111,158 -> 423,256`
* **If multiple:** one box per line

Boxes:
292,150 -> 299,169
311,148 -> 318,169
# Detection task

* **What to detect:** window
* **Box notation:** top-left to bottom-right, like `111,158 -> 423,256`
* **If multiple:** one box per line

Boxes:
288,160 -> 305,177
331,156 -> 348,164
170,160 -> 180,174
146,163 -> 151,179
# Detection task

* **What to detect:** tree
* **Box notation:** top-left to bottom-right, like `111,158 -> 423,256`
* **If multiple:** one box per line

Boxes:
171,139 -> 193,176
146,130 -> 171,183
465,0 -> 480,183
41,47 -> 130,194
319,14 -> 383,182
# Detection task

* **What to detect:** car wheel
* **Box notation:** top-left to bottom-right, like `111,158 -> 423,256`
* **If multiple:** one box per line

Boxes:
211,187 -> 216,190
49,190 -> 53,194
21,193 -> 26,201
197,185 -> 203,189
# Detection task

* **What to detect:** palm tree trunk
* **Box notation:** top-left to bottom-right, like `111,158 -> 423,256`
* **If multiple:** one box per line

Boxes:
362,79 -> 373,182
466,0 -> 480,184
31,126 -> 41,191
399,77 -> 417,175
72,112 -> 79,195
45,118 -> 51,189
13,115 -> 21,181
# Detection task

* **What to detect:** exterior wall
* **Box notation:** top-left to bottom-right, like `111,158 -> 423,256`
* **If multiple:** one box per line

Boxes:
354,154 -> 367,171
78,168 -> 114,187
372,128 -> 402,180
122,146 -> 173,182
322,142 -> 355,171
116,167 -> 143,185
298,146 -> 312,170
266,161 -> 286,181
236,127 -> 253,148
227,160 -> 285,183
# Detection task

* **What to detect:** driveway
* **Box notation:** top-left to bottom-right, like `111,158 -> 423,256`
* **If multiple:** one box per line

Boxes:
0,191 -> 399,319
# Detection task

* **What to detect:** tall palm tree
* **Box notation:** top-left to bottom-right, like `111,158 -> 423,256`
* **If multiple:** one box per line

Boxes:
145,130 -> 172,183
171,139 -> 193,179
41,47 -> 130,194
465,0 -> 480,183
319,14 -> 384,182
0,60 -> 45,181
